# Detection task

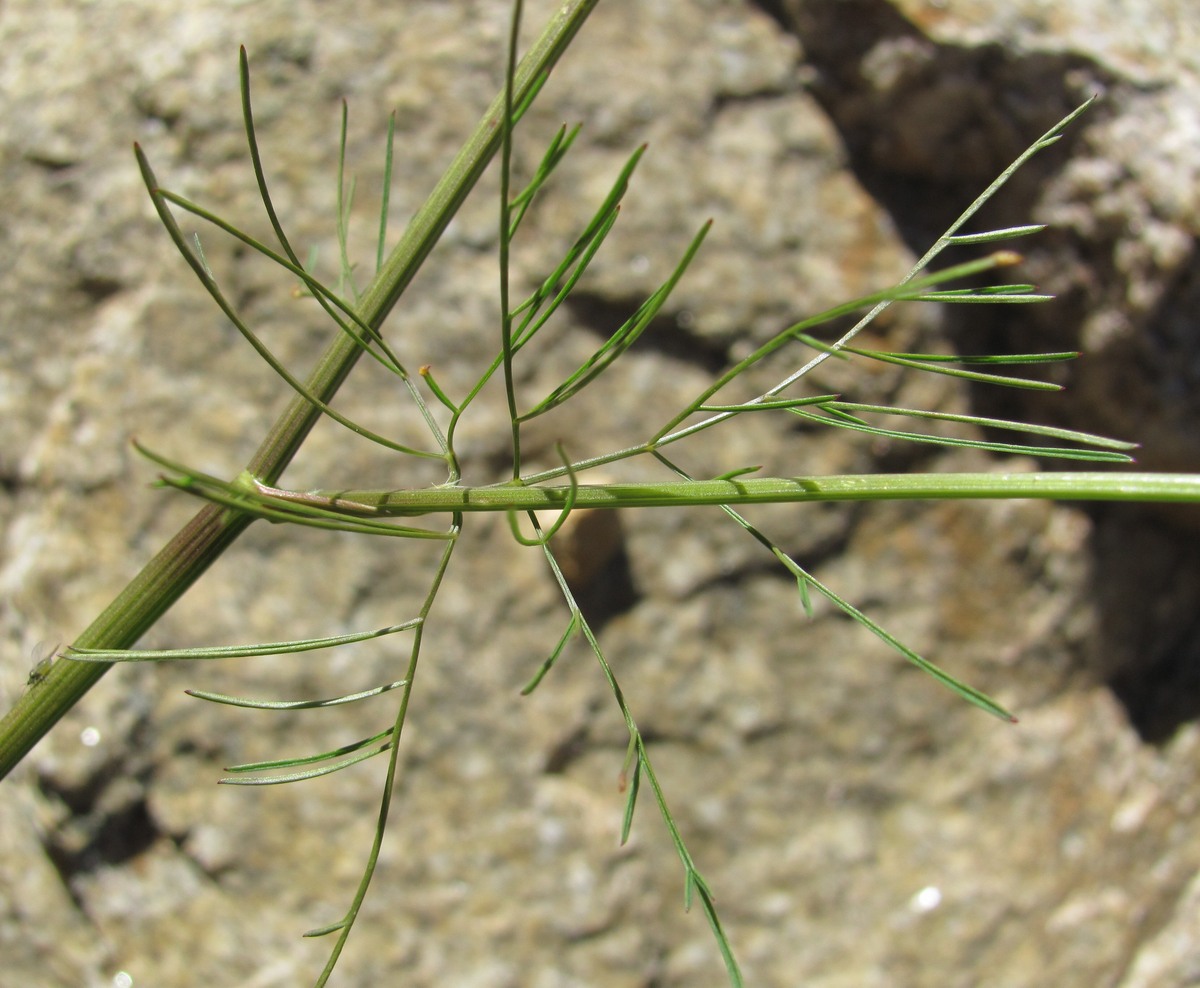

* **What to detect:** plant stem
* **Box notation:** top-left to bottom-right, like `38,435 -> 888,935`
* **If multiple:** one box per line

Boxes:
294,471 -> 1200,514
0,0 -> 600,782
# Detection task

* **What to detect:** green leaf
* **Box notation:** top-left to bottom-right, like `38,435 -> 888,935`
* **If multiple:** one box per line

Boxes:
698,394 -> 838,413
791,404 -> 1135,462
520,615 -> 579,694
186,679 -> 407,709
521,219 -> 712,419
827,402 -> 1137,452
619,745 -> 642,845
220,733 -> 393,785
508,122 -> 584,237
946,224 -> 1046,245
65,624 -> 419,663
796,334 -> 1064,390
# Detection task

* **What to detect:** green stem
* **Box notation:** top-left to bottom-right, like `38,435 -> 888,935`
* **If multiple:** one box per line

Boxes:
299,471 -> 1200,513
312,516 -> 460,986
0,0 -> 600,782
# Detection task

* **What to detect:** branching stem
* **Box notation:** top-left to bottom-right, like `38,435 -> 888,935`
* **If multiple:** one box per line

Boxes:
0,0 -> 602,782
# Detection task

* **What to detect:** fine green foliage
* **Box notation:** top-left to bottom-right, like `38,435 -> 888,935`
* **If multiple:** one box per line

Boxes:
4,1 -> 1200,985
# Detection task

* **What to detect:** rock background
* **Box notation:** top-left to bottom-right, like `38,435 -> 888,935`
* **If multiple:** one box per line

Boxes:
1,1 -> 1198,986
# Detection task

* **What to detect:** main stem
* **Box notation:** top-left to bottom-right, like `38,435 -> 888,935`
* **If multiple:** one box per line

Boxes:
0,0 -> 600,781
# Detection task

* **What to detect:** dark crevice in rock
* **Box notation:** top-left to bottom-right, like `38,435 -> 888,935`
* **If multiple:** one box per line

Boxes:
766,1 -> 1200,741
542,722 -> 590,774
688,501 -> 861,597
33,707 -> 164,885
37,773 -> 161,900
132,89 -> 183,132
563,291 -> 730,375
777,0 -> 1111,251
1089,505 -> 1200,744
747,0 -> 791,34
1110,625 -> 1200,746
760,0 -> 1120,449
543,714 -> 688,776
943,231 -> 1200,474
711,79 -> 802,116
73,274 -> 125,304
1129,241 -> 1200,471
24,151 -> 79,172
573,541 -> 639,632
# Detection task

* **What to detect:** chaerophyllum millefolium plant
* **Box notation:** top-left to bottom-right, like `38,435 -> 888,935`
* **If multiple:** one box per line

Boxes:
5,2 -> 1200,985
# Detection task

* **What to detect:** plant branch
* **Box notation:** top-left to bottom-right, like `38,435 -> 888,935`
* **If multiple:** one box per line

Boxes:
286,471 -> 1200,514
0,0 -> 600,781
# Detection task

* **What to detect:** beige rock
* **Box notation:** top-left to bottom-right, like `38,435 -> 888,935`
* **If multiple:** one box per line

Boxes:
1,1 -> 1197,985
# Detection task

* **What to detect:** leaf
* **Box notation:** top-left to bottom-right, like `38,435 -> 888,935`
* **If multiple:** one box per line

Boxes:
186,679 -> 407,709
521,219 -> 712,419
66,624 -> 420,662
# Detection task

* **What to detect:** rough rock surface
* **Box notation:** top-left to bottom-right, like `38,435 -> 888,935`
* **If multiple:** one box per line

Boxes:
1,1 -> 1197,985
